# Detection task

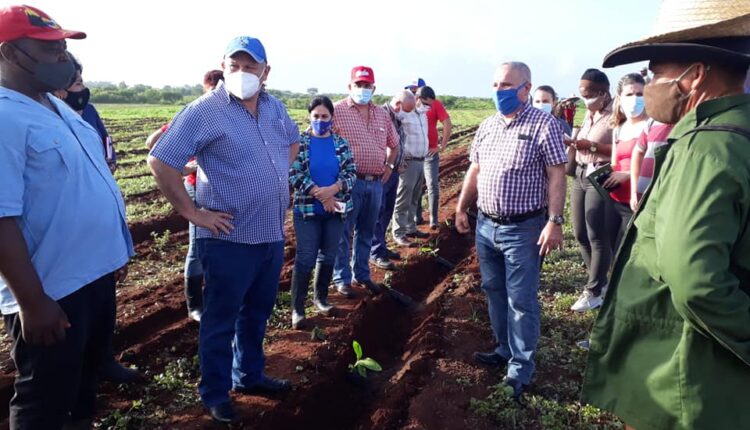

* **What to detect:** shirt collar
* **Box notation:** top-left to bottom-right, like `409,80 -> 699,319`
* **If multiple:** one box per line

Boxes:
671,94 -> 750,139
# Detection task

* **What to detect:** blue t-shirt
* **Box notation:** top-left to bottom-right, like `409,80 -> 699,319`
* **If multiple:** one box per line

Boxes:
308,135 -> 339,215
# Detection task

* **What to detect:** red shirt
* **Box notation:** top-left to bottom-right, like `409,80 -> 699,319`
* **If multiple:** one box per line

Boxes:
333,98 -> 399,175
426,99 -> 449,149
161,123 -> 198,186
610,137 -> 638,204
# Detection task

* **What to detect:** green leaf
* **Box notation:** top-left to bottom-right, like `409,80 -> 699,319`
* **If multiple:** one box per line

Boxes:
357,365 -> 367,377
352,340 -> 363,360
357,357 -> 382,372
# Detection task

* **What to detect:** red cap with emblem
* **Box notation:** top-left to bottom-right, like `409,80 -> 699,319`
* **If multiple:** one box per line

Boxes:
350,66 -> 375,84
0,5 -> 86,43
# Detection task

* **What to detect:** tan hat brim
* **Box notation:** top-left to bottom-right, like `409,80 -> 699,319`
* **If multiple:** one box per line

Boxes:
603,39 -> 750,68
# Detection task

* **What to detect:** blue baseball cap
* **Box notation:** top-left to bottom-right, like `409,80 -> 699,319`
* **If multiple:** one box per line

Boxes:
224,36 -> 267,63
404,78 -> 426,89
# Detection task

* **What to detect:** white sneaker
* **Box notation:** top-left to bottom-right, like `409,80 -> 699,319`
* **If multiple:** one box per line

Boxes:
188,310 -> 202,322
570,291 -> 604,312
291,312 -> 306,330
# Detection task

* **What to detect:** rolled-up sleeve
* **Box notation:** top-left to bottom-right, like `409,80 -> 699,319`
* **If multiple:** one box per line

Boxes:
149,105 -> 209,171
0,124 -> 26,218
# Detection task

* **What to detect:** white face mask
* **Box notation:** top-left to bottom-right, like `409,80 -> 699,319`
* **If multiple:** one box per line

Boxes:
583,95 -> 601,109
350,87 -> 373,105
534,102 -> 553,114
224,70 -> 264,100
620,94 -> 645,118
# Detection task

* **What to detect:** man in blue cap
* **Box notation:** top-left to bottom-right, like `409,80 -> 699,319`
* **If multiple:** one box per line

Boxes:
149,36 -> 300,424
405,77 -> 426,95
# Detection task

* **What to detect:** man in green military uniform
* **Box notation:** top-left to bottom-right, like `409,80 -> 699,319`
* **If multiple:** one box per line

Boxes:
581,1 -> 750,429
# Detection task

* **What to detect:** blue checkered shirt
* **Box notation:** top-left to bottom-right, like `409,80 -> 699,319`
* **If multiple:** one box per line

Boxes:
470,103 -> 568,217
150,83 -> 299,244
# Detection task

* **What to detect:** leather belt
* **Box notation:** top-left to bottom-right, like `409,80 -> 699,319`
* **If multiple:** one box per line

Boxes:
481,208 -> 547,225
356,173 -> 382,181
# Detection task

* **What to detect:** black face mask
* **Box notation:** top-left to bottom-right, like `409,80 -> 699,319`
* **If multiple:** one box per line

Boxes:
10,43 -> 76,91
64,87 -> 90,111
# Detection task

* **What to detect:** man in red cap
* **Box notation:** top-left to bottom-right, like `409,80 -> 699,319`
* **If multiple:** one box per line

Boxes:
0,5 -> 134,429
331,66 -> 399,297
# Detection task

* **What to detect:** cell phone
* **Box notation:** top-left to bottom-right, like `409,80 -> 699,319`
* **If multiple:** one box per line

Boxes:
334,201 -> 346,213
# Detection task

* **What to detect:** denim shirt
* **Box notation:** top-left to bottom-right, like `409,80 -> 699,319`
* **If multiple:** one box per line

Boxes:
0,88 -> 133,314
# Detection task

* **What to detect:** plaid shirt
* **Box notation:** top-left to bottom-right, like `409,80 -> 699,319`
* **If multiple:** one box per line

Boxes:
470,104 -> 567,217
333,98 -> 399,175
289,132 -> 357,218
150,83 -> 299,244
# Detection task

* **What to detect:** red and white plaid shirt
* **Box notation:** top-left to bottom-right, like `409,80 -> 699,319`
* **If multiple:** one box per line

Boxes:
470,104 -> 568,217
333,98 -> 399,175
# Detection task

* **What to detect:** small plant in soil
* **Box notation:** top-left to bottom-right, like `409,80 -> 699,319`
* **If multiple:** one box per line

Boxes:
310,326 -> 326,342
347,340 -> 382,385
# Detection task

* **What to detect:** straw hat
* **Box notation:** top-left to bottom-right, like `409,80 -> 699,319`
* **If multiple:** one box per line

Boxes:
603,0 -> 750,67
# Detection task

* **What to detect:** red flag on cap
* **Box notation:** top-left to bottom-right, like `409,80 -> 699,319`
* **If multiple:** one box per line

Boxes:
0,5 -> 86,43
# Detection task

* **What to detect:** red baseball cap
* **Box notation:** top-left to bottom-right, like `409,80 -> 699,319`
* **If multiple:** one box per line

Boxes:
350,66 -> 375,84
0,5 -> 86,43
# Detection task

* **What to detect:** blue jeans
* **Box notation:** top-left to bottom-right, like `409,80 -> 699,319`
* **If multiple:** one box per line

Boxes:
370,171 -> 399,259
475,212 -> 544,385
184,181 -> 203,278
196,239 -> 284,407
293,212 -> 345,272
334,178 -> 383,286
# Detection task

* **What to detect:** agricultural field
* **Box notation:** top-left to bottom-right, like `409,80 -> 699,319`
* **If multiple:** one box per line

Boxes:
0,103 -> 618,429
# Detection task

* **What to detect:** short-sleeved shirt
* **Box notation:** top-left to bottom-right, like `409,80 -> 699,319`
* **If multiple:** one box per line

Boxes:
397,110 -> 429,158
0,88 -> 133,314
426,99 -> 450,149
470,104 -> 568,217
576,101 -> 614,165
333,98 -> 399,175
635,121 -> 674,197
150,84 -> 299,245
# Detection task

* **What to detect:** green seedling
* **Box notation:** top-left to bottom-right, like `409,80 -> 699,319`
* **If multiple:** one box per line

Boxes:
348,340 -> 382,378
310,326 -> 326,342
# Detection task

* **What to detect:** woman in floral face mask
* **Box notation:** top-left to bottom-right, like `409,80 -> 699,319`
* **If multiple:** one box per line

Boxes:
288,96 -> 357,329
606,73 -> 649,250
568,68 -> 618,313
54,54 -> 115,172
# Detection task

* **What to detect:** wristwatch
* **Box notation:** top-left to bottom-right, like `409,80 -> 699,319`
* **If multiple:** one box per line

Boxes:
385,162 -> 395,170
549,214 -> 565,225
590,142 -> 598,153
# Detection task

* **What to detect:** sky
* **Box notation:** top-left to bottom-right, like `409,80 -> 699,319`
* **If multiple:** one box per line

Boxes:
2,0 -> 656,98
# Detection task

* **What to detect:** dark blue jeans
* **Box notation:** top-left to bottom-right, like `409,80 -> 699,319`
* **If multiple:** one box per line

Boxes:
293,212 -> 345,272
370,171 -> 399,259
196,239 -> 284,407
334,178 -> 383,286
475,212 -> 544,385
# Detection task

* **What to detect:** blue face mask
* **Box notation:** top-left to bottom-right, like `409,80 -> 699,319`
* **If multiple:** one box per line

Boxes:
311,119 -> 333,135
493,82 -> 527,115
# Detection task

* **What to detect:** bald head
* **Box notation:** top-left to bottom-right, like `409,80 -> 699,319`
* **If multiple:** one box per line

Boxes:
494,61 -> 532,86
391,90 -> 416,112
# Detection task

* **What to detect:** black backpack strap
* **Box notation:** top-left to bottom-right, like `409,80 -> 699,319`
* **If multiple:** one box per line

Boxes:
680,123 -> 750,140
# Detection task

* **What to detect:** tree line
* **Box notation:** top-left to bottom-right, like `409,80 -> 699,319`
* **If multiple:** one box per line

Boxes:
89,82 -> 494,110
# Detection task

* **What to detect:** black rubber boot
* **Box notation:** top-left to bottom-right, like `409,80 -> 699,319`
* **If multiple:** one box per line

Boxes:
184,275 -> 204,314
312,263 -> 335,314
290,268 -> 313,328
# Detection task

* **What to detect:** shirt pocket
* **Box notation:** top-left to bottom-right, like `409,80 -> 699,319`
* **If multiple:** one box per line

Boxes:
633,204 -> 663,283
506,138 -> 538,169
27,135 -> 70,173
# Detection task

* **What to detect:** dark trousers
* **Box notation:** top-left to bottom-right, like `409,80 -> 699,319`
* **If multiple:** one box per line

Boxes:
611,201 -> 634,254
5,273 -> 116,430
196,239 -> 284,407
571,166 -> 617,296
370,171 -> 399,259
